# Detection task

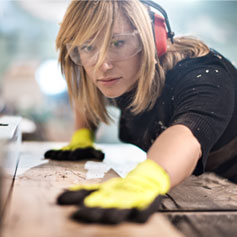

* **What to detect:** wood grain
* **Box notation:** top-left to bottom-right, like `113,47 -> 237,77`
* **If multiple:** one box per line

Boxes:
161,173 -> 237,210
165,212 -> 237,237
2,142 -> 184,237
3,141 -> 237,237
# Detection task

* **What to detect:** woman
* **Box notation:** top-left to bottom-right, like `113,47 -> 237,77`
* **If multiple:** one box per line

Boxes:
45,0 -> 237,223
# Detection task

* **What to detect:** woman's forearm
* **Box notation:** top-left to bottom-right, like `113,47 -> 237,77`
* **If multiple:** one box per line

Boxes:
147,124 -> 202,188
74,107 -> 90,130
73,106 -> 98,131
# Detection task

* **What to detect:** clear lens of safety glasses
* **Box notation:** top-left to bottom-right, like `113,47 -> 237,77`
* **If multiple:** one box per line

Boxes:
66,30 -> 142,66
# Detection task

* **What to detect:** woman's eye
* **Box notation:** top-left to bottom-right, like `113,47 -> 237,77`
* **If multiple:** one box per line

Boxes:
112,40 -> 125,48
80,45 -> 94,53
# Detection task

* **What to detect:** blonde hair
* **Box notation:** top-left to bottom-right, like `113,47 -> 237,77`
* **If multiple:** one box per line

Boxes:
56,0 -> 209,127
161,36 -> 210,72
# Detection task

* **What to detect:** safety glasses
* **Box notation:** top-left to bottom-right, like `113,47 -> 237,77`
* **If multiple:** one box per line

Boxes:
66,30 -> 142,66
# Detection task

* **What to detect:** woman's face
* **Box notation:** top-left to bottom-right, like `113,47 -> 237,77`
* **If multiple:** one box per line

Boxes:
83,12 -> 141,98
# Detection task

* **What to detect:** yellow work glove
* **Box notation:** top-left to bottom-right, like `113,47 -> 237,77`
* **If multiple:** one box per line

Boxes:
44,128 -> 104,161
57,159 -> 170,224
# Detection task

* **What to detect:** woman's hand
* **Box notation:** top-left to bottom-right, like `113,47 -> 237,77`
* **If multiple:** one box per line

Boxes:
44,128 -> 104,161
56,159 -> 170,224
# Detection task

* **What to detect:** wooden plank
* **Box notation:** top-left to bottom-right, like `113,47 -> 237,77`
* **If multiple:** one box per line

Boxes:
164,212 -> 237,237
160,170 -> 237,237
161,173 -> 237,210
4,141 -> 237,237
2,142 -> 184,237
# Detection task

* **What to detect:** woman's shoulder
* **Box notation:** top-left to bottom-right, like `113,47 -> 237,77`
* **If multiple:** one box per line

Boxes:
165,49 -> 236,87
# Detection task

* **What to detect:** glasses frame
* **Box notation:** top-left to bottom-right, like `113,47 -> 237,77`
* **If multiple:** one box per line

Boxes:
66,30 -> 143,66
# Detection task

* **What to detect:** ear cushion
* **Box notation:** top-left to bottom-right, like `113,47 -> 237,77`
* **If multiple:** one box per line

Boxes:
153,13 -> 167,57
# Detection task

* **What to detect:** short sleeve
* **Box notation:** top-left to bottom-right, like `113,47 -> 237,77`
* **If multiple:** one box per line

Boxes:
169,65 -> 235,175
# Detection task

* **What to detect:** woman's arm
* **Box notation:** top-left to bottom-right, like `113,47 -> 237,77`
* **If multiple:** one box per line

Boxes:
73,107 -> 91,130
147,124 -> 202,188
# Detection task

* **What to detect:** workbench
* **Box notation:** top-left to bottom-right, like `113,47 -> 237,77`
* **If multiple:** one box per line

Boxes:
1,142 -> 237,237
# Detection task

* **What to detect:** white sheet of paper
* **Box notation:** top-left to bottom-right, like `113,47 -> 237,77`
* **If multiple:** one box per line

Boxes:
85,144 -> 146,179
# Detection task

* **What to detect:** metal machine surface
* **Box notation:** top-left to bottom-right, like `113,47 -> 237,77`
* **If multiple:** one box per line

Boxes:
0,116 -> 21,232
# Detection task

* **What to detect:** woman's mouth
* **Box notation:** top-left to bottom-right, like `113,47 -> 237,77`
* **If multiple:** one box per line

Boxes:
97,77 -> 122,86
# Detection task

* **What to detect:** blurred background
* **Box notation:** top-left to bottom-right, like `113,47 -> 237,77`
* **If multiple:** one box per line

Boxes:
0,0 -> 236,142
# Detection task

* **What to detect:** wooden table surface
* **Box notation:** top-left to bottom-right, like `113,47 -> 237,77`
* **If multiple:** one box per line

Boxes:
2,142 -> 237,237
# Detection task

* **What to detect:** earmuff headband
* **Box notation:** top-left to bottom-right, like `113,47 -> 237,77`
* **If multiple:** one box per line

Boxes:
140,0 -> 175,43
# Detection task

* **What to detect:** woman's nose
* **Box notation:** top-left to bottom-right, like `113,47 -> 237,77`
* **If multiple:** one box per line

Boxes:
99,59 -> 113,72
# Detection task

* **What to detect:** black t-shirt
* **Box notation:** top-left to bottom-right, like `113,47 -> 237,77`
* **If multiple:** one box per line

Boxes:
115,50 -> 237,176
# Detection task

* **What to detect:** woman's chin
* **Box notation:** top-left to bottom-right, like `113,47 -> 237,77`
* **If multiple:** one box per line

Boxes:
105,93 -> 123,99
100,89 -> 125,99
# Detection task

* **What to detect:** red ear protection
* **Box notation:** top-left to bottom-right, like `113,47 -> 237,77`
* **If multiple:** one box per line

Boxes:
153,13 -> 167,57
140,0 -> 175,58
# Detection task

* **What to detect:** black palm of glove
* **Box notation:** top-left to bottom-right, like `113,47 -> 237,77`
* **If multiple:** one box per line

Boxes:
57,160 -> 170,224
44,128 -> 104,161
